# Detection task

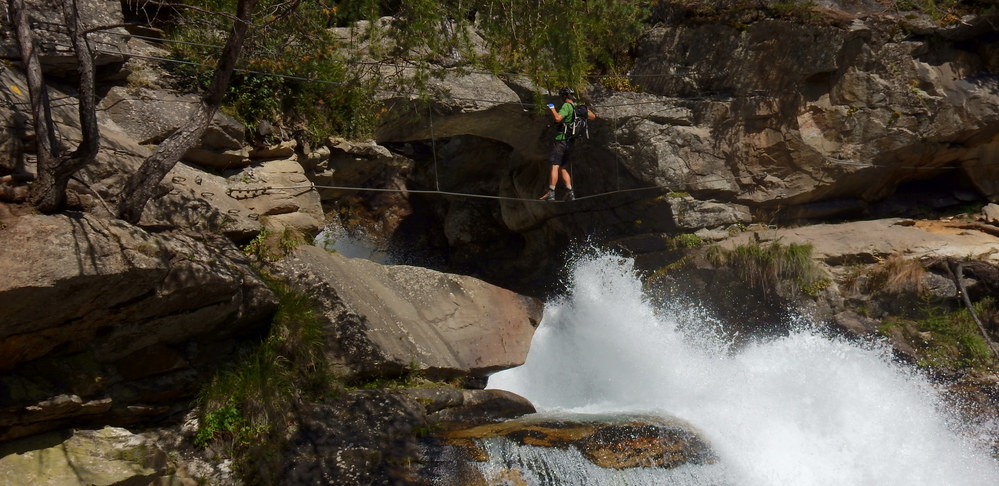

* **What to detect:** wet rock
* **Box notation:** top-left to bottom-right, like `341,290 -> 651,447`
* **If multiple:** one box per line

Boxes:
440,414 -> 717,470
404,388 -> 535,425
281,388 -> 535,486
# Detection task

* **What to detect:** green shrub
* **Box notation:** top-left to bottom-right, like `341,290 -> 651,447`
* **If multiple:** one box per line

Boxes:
161,0 -> 652,143
242,225 -> 306,262
902,296 -> 996,371
673,233 -> 704,249
195,276 -> 333,484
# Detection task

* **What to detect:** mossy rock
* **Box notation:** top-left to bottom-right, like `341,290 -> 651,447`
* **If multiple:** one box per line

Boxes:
0,427 -> 167,486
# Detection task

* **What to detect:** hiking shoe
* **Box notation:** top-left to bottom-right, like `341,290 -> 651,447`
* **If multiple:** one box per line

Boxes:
539,189 -> 555,201
563,189 -> 575,201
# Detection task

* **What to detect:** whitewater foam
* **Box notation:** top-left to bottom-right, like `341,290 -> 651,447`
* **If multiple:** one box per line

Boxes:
487,251 -> 999,486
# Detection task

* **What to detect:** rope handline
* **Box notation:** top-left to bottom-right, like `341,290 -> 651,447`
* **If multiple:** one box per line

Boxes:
230,182 -> 666,203
27,42 -> 987,202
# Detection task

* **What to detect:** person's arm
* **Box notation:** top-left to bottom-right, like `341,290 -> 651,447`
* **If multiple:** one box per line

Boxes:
556,102 -> 573,122
548,103 -> 565,122
587,108 -> 596,120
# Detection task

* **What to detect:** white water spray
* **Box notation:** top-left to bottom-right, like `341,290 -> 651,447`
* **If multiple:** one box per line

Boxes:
487,252 -> 999,486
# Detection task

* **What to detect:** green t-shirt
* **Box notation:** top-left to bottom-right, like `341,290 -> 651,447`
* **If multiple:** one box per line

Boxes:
555,102 -> 574,141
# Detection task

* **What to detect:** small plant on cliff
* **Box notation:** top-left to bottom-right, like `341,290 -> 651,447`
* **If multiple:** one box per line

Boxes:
195,276 -> 332,483
243,228 -> 276,261
600,74 -> 642,92
707,238 -> 830,299
862,253 -> 926,296
770,1 -> 820,22
879,295 -> 997,372
890,0 -> 982,22
243,224 -> 307,262
672,233 -> 704,249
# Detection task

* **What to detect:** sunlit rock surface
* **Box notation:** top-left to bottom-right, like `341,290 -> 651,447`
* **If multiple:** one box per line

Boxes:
269,245 -> 542,383
0,427 -> 166,486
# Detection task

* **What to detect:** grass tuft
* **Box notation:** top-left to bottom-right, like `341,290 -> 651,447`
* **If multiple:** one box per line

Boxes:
194,275 -> 334,484
708,239 -> 830,298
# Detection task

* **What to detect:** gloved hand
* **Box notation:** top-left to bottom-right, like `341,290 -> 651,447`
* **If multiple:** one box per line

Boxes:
547,103 -> 555,109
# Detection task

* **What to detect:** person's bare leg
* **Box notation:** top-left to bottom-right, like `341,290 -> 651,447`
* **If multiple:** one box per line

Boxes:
539,165 -> 560,199
561,168 -> 574,200
560,168 -> 572,189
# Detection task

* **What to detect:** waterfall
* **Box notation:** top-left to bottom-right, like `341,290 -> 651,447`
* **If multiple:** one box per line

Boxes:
486,251 -> 999,486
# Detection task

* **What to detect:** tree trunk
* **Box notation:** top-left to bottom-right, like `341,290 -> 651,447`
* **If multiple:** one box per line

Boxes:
9,0 -> 58,204
65,0 -> 100,164
8,0 -> 99,213
118,0 -> 258,224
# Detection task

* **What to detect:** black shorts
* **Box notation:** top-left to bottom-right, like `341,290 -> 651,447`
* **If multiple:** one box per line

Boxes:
549,139 -> 573,167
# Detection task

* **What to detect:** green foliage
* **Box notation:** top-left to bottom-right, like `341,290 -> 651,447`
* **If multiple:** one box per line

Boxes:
891,0 -> 981,21
600,74 -> 642,92
223,73 -> 284,130
278,228 -> 303,255
705,244 -> 726,266
194,399 -> 262,449
242,227 -> 275,261
162,0 -> 651,142
880,296 -> 997,372
673,233 -> 704,249
243,225 -> 306,262
708,239 -> 829,298
195,276 -> 334,484
163,0 -> 380,142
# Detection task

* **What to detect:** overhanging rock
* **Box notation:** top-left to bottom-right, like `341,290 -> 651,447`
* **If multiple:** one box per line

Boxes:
270,245 -> 543,383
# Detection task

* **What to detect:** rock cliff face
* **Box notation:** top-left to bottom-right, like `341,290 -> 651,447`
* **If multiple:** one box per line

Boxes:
0,212 -> 278,442
367,10 -> 999,293
626,13 -> 999,210
0,0 -> 540,454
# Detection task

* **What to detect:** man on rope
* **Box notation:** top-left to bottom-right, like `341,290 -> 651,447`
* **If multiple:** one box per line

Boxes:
540,86 -> 596,202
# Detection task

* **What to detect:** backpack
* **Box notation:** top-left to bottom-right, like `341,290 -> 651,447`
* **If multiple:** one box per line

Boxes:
563,103 -> 589,139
